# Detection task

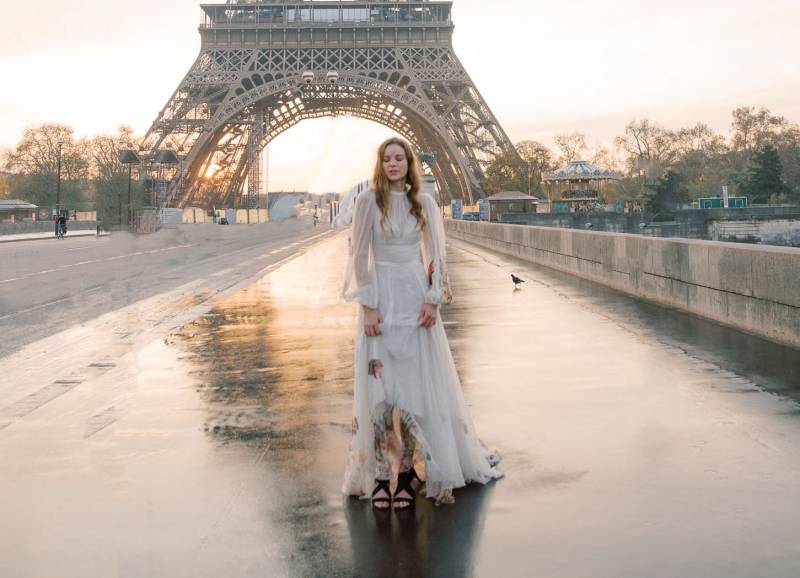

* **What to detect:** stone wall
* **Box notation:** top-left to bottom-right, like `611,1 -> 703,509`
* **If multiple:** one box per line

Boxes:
502,206 -> 800,247
446,220 -> 800,349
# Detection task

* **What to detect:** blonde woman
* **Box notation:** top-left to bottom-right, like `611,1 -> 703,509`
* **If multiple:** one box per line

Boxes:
342,137 -> 502,509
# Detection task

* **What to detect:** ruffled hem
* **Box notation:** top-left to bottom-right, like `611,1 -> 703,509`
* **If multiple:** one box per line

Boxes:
343,401 -> 504,506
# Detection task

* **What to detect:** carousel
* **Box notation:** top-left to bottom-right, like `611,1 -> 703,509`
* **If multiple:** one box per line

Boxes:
543,160 -> 619,213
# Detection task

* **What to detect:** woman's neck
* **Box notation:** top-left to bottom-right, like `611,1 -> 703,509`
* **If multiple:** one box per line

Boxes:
388,183 -> 405,193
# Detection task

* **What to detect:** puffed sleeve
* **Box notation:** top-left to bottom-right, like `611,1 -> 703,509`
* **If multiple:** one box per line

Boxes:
342,191 -> 379,309
420,193 -> 453,305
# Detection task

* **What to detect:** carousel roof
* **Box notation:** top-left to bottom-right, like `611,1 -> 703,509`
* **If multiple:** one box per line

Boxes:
544,160 -> 619,182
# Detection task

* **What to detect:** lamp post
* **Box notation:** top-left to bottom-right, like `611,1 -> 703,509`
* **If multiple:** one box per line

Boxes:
525,159 -> 532,196
56,137 -> 65,215
118,149 -> 142,230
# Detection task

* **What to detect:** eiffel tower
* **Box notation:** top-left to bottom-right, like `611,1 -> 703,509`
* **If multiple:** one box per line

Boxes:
142,0 -> 516,208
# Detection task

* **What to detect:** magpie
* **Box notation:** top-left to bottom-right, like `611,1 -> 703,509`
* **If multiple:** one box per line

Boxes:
511,274 -> 525,289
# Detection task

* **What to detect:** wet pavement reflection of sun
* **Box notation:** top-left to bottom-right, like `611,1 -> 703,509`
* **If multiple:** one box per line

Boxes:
169,234 -> 493,577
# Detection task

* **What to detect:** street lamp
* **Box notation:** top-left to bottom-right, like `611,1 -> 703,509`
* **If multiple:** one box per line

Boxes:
119,149 -> 142,229
56,137 -> 65,215
525,159 -> 532,196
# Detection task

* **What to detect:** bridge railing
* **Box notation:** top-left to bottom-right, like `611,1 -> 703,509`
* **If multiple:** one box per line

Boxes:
446,220 -> 800,350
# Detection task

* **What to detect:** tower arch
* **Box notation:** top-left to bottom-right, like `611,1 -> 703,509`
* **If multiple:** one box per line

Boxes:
142,1 -> 517,208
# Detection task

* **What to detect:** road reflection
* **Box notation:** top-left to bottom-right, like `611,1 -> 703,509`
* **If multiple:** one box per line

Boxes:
171,235 -> 494,576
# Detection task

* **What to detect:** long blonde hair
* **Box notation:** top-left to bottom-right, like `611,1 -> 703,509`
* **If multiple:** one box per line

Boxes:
372,137 -> 426,232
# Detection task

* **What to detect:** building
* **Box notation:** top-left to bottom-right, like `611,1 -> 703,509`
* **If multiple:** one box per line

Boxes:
486,191 -> 538,222
0,200 -> 37,223
543,160 -> 619,213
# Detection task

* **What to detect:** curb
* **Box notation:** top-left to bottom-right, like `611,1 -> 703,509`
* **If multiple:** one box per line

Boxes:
0,231 -> 112,244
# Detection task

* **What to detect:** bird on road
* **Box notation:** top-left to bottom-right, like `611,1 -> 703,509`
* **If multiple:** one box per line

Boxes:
511,274 -> 525,289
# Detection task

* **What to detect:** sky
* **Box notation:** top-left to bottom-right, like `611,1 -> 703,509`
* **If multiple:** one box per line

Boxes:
1,0 -> 799,192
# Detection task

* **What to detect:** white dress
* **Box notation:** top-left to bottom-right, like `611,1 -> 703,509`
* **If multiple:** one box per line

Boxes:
341,189 -> 502,504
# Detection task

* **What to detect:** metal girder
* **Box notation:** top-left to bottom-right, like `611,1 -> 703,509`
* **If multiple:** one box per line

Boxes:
142,2 -> 517,209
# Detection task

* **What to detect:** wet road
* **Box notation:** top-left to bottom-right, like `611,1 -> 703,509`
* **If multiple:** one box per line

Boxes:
1,232 -> 799,577
0,219 -> 330,358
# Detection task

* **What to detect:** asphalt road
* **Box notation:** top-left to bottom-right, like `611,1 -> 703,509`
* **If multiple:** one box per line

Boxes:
0,219 -> 333,358
2,230 -> 800,577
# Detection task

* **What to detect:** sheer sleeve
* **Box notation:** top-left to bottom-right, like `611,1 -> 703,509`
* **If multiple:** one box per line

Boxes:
420,194 -> 453,305
342,191 -> 379,309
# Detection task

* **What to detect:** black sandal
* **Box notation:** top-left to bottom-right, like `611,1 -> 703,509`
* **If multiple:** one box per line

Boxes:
371,479 -> 392,510
393,468 -> 418,510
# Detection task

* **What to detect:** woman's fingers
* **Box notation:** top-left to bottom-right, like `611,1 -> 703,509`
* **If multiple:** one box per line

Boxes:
418,310 -> 436,328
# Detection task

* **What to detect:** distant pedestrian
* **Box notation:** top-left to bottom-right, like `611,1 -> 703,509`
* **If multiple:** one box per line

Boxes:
342,137 -> 502,510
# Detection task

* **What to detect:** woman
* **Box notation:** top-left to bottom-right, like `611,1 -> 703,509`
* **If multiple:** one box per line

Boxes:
342,137 -> 502,509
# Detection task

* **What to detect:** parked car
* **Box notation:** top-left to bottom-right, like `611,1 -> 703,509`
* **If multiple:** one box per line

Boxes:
219,217 -> 229,225
462,212 -> 480,221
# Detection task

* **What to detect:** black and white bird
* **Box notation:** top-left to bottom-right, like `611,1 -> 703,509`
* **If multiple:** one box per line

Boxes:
511,274 -> 525,289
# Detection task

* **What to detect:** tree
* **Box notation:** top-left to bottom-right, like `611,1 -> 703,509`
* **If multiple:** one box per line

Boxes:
553,131 -> 587,164
3,123 -> 91,207
645,170 -> 688,213
747,145 -> 787,204
515,140 -> 554,195
667,123 -> 729,198
614,119 -> 678,181
92,126 -> 135,180
731,107 -> 787,155
0,174 -> 9,200
3,124 -> 89,180
484,148 -> 527,194
91,127 -> 139,225
772,126 -> 800,202
589,145 -> 623,172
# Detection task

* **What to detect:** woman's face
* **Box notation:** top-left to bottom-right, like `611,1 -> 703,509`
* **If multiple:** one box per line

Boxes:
382,144 -> 409,185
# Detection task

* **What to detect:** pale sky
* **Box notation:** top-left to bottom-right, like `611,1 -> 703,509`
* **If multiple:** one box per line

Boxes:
1,0 -> 799,192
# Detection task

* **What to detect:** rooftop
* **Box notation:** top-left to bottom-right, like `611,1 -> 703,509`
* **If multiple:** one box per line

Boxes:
544,160 -> 619,182
0,200 -> 37,210
487,191 -> 539,201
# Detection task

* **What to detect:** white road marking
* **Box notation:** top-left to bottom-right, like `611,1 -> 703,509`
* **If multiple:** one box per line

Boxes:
0,230 -> 337,319
0,244 -> 197,284
0,286 -> 106,321
0,295 -> 73,321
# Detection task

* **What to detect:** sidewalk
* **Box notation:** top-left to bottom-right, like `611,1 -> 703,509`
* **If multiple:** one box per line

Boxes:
0,232 -> 798,577
0,229 -> 110,243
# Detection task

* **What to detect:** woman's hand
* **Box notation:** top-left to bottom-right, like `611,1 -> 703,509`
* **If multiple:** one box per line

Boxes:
418,303 -> 438,328
363,306 -> 384,337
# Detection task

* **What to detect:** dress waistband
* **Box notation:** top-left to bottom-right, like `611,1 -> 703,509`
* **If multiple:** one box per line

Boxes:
374,243 -> 421,264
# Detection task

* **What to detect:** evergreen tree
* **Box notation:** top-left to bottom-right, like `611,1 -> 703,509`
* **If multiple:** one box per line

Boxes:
645,170 -> 688,213
747,145 -> 786,203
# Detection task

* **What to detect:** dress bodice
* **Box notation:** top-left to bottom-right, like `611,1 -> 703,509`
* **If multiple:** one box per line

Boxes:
372,191 -> 423,264
342,188 -> 450,310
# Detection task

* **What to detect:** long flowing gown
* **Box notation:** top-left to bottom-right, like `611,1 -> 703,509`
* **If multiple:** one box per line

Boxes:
341,189 -> 502,504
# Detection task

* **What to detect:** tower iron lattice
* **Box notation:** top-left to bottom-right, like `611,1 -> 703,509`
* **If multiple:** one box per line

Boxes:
141,0 -> 517,208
